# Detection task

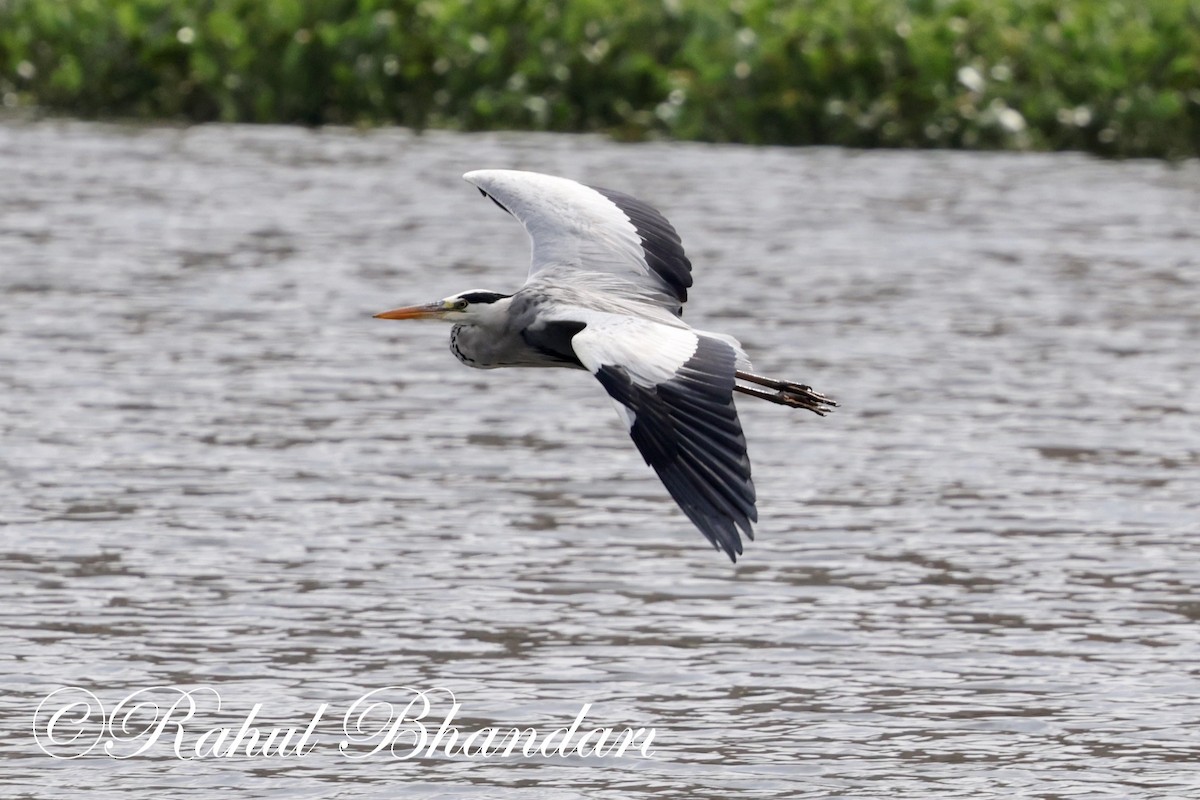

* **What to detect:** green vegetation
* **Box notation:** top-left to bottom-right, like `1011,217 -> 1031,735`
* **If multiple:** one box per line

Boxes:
2,0 -> 1198,158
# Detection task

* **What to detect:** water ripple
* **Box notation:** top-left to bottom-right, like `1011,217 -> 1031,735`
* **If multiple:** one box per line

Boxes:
1,121 -> 1198,798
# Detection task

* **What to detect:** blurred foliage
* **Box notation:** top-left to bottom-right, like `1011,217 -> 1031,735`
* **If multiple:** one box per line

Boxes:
1,0 -> 1198,157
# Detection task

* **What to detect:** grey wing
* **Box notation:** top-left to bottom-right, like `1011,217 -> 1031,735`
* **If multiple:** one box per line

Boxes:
463,169 -> 693,315
568,312 -> 757,561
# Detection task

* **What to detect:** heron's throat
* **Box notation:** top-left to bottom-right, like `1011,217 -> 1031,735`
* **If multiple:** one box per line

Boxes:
449,323 -> 485,368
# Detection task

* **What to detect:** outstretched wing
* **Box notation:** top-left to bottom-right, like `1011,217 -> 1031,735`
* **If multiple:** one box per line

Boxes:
463,169 -> 693,316
567,312 -> 757,561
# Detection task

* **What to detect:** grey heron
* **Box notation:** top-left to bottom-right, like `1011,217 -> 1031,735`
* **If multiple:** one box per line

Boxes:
375,170 -> 834,561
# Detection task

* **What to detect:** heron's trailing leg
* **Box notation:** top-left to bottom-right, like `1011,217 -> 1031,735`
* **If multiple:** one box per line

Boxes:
735,371 -> 837,416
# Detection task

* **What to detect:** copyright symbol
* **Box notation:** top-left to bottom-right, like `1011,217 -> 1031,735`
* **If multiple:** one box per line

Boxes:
33,687 -> 106,759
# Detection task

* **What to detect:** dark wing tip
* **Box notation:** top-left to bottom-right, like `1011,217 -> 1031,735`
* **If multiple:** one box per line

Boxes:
591,186 -> 694,309
595,336 -> 757,561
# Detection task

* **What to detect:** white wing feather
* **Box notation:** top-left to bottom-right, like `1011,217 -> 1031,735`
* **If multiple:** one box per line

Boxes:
568,312 -> 700,386
464,169 -> 690,313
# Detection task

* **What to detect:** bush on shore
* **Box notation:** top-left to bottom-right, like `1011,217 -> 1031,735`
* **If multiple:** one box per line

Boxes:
2,0 -> 1198,158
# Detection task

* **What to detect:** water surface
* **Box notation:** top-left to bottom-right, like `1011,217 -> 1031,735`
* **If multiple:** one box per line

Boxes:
1,121 -> 1198,798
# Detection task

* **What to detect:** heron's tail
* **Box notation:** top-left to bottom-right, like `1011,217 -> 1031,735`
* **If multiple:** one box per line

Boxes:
734,371 -> 836,416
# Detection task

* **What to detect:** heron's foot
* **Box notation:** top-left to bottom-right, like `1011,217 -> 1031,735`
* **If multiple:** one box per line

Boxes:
734,371 -> 837,416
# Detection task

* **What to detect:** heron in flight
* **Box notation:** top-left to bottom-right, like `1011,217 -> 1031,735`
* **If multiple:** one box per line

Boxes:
375,170 -> 834,561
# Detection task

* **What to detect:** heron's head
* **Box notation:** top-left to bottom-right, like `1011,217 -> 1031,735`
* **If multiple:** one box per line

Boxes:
373,290 -> 511,323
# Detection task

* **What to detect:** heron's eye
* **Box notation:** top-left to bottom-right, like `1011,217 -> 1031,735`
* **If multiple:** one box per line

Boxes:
452,299 -> 469,311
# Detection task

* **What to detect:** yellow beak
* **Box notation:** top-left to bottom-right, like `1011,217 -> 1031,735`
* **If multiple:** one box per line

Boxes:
373,302 -> 445,320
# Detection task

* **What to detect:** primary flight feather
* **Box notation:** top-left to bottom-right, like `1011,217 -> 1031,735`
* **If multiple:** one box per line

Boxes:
375,170 -> 834,561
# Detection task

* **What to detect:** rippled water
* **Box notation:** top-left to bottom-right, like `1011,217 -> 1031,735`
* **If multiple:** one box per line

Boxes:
2,120 -> 1198,798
